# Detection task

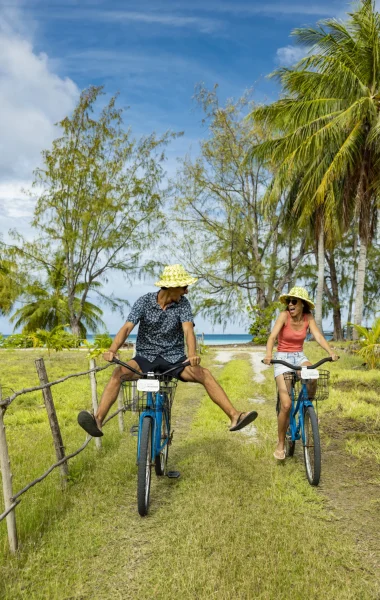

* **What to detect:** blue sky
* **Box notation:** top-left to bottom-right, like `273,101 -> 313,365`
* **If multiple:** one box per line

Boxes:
0,0 -> 352,334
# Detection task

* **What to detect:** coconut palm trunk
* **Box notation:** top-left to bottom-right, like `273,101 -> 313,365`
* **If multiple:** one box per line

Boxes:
353,239 -> 368,340
315,227 -> 324,332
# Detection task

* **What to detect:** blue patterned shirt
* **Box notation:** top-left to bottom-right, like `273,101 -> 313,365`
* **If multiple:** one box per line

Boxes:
127,292 -> 194,362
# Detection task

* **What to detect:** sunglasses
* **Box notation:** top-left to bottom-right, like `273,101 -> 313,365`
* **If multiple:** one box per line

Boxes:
286,297 -> 299,306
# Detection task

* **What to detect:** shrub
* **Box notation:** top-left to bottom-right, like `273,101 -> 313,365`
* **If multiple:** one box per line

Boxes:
83,332 -> 113,358
31,326 -> 82,353
248,302 -> 283,345
0,332 -> 35,349
350,317 -> 380,369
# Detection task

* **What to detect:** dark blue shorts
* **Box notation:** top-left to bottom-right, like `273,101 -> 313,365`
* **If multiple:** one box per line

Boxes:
133,354 -> 188,381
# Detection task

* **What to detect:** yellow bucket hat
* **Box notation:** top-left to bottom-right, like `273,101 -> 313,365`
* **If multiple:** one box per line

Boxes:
155,264 -> 198,288
279,286 -> 315,310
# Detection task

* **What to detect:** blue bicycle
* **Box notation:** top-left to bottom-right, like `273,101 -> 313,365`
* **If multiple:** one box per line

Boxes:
266,357 -> 335,486
112,357 -> 189,516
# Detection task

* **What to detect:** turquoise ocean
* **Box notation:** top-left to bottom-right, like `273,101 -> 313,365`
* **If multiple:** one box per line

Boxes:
88,334 -> 252,346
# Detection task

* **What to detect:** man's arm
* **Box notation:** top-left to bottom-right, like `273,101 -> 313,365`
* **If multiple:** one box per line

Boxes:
182,321 -> 201,367
103,321 -> 135,362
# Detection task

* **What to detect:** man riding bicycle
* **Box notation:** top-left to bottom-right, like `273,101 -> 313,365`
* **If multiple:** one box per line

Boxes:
78,264 -> 258,436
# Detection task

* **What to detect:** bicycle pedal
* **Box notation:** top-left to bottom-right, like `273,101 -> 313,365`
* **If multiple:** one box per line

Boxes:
166,470 -> 180,479
130,425 -> 139,437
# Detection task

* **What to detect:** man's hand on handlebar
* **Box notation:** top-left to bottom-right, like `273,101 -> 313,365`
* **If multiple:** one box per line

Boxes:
330,353 -> 339,361
103,350 -> 117,362
186,355 -> 201,367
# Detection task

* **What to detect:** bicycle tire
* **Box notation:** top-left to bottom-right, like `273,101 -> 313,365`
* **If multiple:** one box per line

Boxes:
137,416 -> 153,516
155,407 -> 169,476
303,405 -> 321,486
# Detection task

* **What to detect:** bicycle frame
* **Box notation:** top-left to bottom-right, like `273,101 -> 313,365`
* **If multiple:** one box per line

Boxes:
137,390 -> 170,464
111,356 -> 189,465
288,379 -> 313,445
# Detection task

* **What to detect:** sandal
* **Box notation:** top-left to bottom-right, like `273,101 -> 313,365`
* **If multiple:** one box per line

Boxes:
273,449 -> 286,460
229,411 -> 258,431
77,411 -> 103,437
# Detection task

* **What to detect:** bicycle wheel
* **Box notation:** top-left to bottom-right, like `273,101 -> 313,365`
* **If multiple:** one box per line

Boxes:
303,405 -> 321,486
137,416 -> 153,516
155,407 -> 169,476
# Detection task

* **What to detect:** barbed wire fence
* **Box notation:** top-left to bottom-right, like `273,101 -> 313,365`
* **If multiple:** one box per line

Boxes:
0,357 -> 132,554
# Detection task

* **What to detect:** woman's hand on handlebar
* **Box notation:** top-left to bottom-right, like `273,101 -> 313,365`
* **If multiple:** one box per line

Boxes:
330,352 -> 339,362
262,356 -> 272,365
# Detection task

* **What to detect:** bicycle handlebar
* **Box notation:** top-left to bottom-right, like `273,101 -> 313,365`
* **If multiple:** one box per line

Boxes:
261,356 -> 338,370
111,357 -> 191,378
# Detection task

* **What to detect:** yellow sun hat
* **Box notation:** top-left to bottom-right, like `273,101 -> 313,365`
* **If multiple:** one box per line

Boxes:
279,286 -> 315,310
155,264 -> 198,288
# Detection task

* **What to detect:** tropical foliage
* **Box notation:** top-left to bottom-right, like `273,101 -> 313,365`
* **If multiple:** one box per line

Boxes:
247,0 -> 380,337
83,332 -> 113,358
5,86 -> 177,336
171,85 -> 307,325
9,254 -> 106,336
351,317 -> 380,369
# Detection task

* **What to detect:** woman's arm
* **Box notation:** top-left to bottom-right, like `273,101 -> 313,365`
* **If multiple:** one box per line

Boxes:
263,312 -> 287,364
308,316 -> 339,360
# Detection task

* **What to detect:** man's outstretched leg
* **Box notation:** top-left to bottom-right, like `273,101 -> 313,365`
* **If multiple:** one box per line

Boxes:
180,365 -> 258,430
78,360 -> 141,436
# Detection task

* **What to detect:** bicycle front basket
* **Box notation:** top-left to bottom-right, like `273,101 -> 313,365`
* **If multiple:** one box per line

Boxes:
283,369 -> 330,401
122,377 -> 178,412
313,369 -> 330,401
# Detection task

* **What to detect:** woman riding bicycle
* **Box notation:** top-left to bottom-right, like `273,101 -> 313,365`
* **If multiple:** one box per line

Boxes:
262,287 -> 338,460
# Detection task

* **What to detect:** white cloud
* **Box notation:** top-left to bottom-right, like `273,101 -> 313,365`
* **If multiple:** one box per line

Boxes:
275,45 -> 306,66
0,8 -> 79,221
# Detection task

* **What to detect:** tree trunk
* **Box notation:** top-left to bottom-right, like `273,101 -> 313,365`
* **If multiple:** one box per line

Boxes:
325,250 -> 343,340
71,320 -> 81,337
315,227 -> 324,332
346,234 -> 358,341
267,227 -> 278,303
353,239 -> 368,340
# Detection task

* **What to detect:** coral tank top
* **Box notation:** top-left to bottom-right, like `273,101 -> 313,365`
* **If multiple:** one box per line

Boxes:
277,312 -> 308,352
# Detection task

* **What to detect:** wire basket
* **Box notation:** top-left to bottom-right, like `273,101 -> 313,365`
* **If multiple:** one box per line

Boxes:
283,369 -> 330,401
121,377 -> 178,412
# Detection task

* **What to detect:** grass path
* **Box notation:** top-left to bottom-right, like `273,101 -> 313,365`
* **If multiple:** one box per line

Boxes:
0,349 -> 379,599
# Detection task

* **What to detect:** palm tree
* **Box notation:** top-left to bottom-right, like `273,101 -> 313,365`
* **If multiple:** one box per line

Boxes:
10,255 -> 106,337
248,0 -> 380,337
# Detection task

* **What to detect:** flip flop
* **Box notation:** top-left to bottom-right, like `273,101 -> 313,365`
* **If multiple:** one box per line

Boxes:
77,411 -> 104,437
273,449 -> 286,460
229,411 -> 258,432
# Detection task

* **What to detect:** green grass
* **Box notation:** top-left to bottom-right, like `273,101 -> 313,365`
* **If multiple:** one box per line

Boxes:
0,348 -> 378,599
0,349 -> 133,548
300,342 -> 380,463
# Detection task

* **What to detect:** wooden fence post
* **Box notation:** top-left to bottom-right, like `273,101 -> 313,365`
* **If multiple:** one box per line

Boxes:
35,358 -> 68,484
0,387 -> 18,553
89,359 -> 102,449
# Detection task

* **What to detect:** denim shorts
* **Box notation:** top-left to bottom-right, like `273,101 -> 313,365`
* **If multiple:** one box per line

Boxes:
273,351 -> 309,379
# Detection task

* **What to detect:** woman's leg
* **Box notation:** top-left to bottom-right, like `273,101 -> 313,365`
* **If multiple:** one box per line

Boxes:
275,373 -> 292,454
